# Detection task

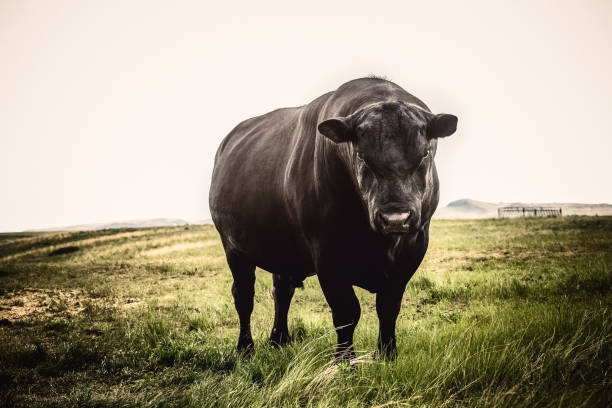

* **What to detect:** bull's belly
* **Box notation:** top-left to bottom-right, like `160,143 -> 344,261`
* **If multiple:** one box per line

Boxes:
255,253 -> 386,293
223,236 -> 388,291
257,243 -> 392,293
243,229 -> 313,271
215,206 -> 418,293
215,215 -> 314,274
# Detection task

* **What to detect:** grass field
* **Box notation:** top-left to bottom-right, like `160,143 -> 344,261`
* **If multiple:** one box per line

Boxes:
0,217 -> 610,407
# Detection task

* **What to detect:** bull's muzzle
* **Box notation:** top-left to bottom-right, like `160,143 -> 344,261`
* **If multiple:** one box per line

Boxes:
378,212 -> 411,234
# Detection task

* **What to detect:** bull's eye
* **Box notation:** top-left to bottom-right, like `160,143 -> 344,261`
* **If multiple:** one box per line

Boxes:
418,149 -> 431,168
356,154 -> 367,168
355,153 -> 373,173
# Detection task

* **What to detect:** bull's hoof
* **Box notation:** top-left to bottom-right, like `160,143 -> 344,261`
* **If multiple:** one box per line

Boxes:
376,345 -> 398,361
334,347 -> 356,363
269,330 -> 291,347
237,338 -> 254,356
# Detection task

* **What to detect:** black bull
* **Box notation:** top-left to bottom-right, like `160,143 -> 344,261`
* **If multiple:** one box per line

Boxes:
209,77 -> 457,360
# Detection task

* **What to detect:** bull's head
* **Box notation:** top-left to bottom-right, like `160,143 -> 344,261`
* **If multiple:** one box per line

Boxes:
318,101 -> 457,236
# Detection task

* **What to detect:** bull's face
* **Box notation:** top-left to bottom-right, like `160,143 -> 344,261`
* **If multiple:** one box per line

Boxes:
318,101 -> 457,236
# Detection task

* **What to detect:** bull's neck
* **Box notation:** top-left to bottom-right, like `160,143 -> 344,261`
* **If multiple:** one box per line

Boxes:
333,141 -> 360,188
312,134 -> 360,199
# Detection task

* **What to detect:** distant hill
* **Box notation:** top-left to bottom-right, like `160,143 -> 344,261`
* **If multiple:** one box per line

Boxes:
191,219 -> 214,225
28,218 -> 192,232
22,201 -> 612,231
434,199 -> 612,219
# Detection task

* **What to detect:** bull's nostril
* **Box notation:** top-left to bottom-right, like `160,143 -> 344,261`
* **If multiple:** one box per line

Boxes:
377,212 -> 390,226
403,212 -> 411,225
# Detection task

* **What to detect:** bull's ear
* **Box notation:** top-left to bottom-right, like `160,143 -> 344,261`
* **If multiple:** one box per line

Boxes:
428,114 -> 458,139
317,117 -> 353,143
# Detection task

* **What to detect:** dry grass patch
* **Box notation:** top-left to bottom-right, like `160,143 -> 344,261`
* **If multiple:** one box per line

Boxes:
0,230 -> 153,261
141,240 -> 218,257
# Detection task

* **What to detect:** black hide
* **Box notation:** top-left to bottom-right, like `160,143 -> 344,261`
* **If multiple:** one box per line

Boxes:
209,77 -> 457,359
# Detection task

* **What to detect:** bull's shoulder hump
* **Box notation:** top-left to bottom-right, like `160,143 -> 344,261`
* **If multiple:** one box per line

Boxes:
325,77 -> 429,114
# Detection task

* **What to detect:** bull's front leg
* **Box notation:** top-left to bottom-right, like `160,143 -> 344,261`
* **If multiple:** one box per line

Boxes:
377,228 -> 428,359
317,273 -> 361,361
376,281 -> 408,360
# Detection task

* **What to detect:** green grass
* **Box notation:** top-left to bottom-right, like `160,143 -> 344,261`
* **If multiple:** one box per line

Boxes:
0,217 -> 610,407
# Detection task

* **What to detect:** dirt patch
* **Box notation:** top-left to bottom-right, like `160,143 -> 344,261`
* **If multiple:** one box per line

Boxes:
0,288 -> 85,321
0,289 -> 144,323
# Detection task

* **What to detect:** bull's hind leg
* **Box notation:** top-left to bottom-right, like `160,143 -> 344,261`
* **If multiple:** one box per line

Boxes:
226,251 -> 256,353
270,273 -> 296,346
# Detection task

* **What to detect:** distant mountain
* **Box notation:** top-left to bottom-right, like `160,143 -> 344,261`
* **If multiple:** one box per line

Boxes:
434,199 -> 612,219
28,218 -> 191,232
191,218 -> 214,225
23,201 -> 612,231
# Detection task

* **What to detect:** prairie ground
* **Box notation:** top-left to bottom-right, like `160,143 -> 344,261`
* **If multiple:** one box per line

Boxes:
0,217 -> 610,407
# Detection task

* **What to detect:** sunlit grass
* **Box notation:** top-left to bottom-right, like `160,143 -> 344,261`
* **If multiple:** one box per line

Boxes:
0,217 -> 610,407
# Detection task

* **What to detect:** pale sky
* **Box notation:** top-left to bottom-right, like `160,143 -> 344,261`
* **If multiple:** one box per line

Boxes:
1,0 -> 611,231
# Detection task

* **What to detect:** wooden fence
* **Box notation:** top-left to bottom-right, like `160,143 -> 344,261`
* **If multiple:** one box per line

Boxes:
498,206 -> 562,218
